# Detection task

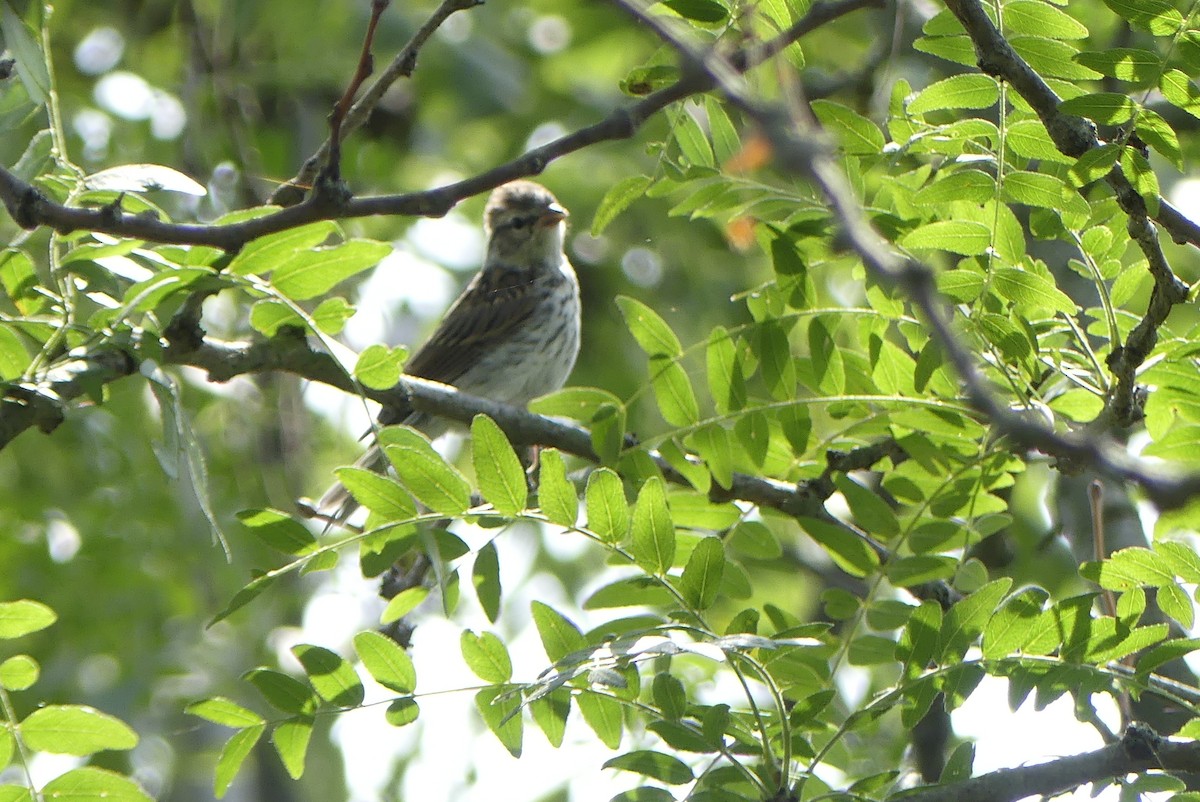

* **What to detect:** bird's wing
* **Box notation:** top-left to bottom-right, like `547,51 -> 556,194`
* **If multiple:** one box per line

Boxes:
403,265 -> 543,385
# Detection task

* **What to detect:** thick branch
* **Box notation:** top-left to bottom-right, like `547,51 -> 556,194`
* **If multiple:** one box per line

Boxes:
901,724 -> 1194,802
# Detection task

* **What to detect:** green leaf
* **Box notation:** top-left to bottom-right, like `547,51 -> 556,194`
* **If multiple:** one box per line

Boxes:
41,768 -> 151,802
631,477 -> 675,575
1059,93 -> 1137,125
687,424 -> 735,490
1135,110 -> 1183,171
385,698 -> 420,727
271,716 -> 313,779
617,296 -> 683,357
586,468 -> 630,543
215,725 -> 263,797
811,99 -> 885,154
914,170 -> 996,206
941,579 -> 1013,662
901,221 -> 991,255
242,669 -> 318,715
674,111 -> 715,167
678,537 -> 724,610
1073,48 -> 1161,83
704,96 -> 740,163
593,176 -> 654,235
984,583 -> 1051,657
537,448 -> 578,527
1068,143 -> 1121,187
336,468 -> 418,521
0,729 -> 12,772
652,673 -> 687,720
531,601 -> 585,663
605,750 -> 694,784
1101,0 -> 1182,36
907,74 -> 998,114
0,600 -> 56,639
248,300 -> 303,336
473,541 -> 502,624
292,644 -> 365,707
0,655 -> 37,690
381,427 -> 472,515
461,629 -> 513,683
1002,171 -> 1075,211
1158,582 -> 1194,629
649,355 -> 700,426
706,325 -> 746,414
798,517 -> 880,577
20,705 -> 138,755
227,220 -> 341,275
354,630 -> 417,693
1092,547 -> 1176,589
834,475 -> 899,538
476,686 -> 522,757
236,508 -> 317,555
185,697 -> 264,728
577,692 -> 623,749
271,239 -> 391,300
381,586 -> 429,625
0,3 -> 49,105
663,0 -> 728,23
354,344 -> 406,390
1121,147 -> 1160,216
1160,69 -> 1200,120
531,689 -> 571,747
1003,1 -> 1088,39
471,414 -> 527,515
897,600 -> 942,680
991,267 -> 1076,314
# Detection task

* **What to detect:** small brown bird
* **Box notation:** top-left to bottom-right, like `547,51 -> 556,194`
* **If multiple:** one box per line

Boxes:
306,180 -> 581,522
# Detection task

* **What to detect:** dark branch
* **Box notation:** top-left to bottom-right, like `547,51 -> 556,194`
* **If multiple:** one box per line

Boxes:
899,724 -> 1194,802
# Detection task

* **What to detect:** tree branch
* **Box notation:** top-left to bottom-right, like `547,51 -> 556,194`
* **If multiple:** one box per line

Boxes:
603,0 -> 1200,510
270,0 -> 483,207
940,0 -> 1194,428
899,723 -> 1195,802
0,0 -> 880,251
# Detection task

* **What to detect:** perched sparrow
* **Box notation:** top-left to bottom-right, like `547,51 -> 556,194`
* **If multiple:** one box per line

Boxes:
304,180 -> 581,522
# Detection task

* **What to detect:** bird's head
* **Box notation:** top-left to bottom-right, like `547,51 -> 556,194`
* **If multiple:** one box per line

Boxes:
483,181 -> 568,268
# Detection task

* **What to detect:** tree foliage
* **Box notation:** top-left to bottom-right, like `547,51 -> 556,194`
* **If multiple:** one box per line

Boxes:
3,1 -> 1200,801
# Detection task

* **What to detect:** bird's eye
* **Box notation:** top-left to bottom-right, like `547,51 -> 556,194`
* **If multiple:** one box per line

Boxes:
509,217 -> 528,230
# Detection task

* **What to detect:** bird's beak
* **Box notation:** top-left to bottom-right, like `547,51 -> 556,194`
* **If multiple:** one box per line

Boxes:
537,203 -> 568,227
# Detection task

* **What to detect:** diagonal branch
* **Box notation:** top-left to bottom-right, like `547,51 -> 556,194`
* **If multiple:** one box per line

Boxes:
939,0 -> 1193,428
604,0 -> 1200,510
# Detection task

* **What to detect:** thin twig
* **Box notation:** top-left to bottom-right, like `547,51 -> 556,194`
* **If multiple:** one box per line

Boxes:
321,0 -> 392,187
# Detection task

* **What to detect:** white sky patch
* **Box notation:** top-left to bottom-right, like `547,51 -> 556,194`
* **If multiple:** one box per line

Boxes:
1169,177 -> 1200,225
408,215 -> 484,271
954,674 -> 1139,801
94,71 -> 154,120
